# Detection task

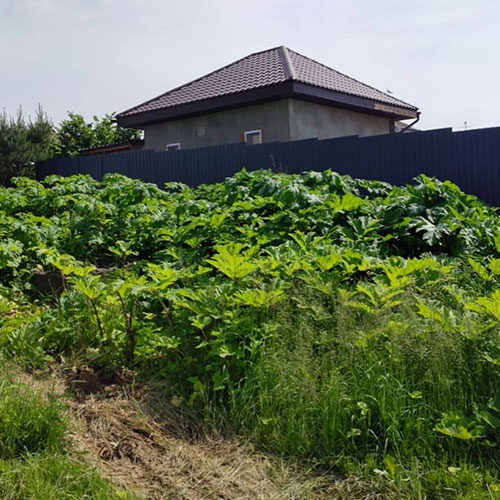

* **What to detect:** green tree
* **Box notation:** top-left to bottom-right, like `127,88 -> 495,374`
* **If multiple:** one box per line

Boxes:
0,106 -> 55,186
55,112 -> 141,157
54,112 -> 94,158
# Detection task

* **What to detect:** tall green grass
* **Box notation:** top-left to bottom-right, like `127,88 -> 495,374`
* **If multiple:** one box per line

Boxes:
0,378 -> 66,459
224,286 -> 500,498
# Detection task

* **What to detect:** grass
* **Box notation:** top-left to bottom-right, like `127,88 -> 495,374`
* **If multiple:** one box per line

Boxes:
221,287 -> 500,498
0,376 -> 66,459
0,455 -> 137,500
68,386 -> 340,500
0,374 -> 139,499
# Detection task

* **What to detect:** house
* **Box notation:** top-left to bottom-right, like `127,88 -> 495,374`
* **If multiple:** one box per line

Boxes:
116,46 -> 419,151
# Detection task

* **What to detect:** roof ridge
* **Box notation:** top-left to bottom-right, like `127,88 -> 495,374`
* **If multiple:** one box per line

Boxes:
279,46 -> 296,80
286,47 -> 416,110
118,46 -> 284,117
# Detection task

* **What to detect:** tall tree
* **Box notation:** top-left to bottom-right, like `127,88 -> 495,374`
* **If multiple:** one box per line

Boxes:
55,112 -> 141,157
0,106 -> 54,186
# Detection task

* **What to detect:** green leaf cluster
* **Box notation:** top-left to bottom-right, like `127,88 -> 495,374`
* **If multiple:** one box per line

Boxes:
54,112 -> 141,158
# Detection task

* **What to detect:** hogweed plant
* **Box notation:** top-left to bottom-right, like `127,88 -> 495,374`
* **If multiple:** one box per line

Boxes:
0,170 -> 499,499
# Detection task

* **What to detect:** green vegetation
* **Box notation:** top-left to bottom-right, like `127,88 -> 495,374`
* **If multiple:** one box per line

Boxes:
0,108 -> 140,186
0,376 -> 136,499
0,377 -> 66,459
54,112 -> 141,158
0,107 -> 53,186
0,169 -> 499,498
0,455 -> 136,500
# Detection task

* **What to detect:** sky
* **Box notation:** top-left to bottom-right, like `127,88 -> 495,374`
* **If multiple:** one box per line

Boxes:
1,0 -> 499,131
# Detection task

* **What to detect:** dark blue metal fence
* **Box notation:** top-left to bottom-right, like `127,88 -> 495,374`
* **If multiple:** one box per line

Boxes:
37,126 -> 500,205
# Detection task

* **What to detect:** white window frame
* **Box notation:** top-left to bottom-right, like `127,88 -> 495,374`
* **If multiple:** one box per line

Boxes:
244,129 -> 262,145
166,142 -> 181,151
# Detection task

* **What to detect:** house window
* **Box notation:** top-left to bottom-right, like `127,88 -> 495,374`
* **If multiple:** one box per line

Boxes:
244,129 -> 262,145
166,143 -> 181,151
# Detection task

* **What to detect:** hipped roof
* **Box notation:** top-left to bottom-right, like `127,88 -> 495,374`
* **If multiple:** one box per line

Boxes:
117,46 -> 418,127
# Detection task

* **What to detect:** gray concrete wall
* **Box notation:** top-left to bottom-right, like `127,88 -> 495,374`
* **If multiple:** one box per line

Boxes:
143,100 -> 290,151
288,99 -> 392,140
143,98 -> 392,151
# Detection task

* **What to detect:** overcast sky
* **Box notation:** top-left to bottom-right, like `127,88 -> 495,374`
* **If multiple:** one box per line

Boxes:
1,0 -> 499,131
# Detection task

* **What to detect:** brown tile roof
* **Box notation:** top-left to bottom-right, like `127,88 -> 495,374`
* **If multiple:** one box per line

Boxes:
118,46 -> 417,119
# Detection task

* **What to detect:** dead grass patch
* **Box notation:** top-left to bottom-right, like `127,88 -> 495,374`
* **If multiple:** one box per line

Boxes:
69,392 -> 332,499
11,366 -> 392,500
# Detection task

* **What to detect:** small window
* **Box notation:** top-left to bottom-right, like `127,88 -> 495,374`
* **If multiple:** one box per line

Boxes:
166,143 -> 181,151
244,129 -> 262,145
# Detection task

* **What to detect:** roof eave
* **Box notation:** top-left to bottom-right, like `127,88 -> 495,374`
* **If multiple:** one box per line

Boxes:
116,81 -> 418,128
116,82 -> 295,128
79,139 -> 145,156
291,82 -> 418,120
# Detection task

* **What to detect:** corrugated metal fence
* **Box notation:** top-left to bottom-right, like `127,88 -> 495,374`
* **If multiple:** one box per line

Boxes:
37,126 -> 500,205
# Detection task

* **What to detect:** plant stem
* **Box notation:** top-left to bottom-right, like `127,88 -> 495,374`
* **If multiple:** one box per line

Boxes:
89,299 -> 105,339
117,291 -> 135,363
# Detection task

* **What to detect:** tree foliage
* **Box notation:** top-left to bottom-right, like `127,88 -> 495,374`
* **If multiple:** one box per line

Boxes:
0,107 -> 54,186
54,112 -> 141,157
0,107 -> 143,185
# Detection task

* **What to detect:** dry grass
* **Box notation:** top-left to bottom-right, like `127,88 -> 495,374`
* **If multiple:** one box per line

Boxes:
12,366 -> 392,500
69,392 -> 328,499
